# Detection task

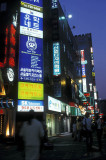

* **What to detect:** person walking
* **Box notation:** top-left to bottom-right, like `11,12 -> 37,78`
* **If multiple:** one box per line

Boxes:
72,120 -> 77,141
82,112 -> 93,153
95,113 -> 103,151
19,110 -> 44,160
76,117 -> 82,141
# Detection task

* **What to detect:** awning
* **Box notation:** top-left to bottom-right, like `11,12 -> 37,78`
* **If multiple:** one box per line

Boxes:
69,102 -> 78,108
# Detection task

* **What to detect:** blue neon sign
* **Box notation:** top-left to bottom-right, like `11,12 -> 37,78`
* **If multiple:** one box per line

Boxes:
53,42 -> 61,76
82,64 -> 86,78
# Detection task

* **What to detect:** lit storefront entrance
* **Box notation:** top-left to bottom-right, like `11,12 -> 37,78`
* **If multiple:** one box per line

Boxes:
0,100 -> 15,138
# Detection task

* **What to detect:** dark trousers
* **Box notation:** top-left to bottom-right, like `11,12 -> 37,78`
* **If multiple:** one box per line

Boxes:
86,130 -> 93,152
97,129 -> 102,150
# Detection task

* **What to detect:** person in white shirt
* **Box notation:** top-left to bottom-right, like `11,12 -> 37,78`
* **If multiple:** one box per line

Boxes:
95,113 -> 103,151
19,110 -> 44,160
83,112 -> 93,152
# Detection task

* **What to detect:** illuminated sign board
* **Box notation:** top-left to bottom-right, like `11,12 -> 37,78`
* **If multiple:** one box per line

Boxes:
53,42 -> 61,76
66,105 -> 71,116
81,60 -> 87,65
19,35 -> 43,82
94,92 -> 97,100
83,101 -> 90,105
17,100 -> 44,112
20,7 -> 43,38
48,96 -> 61,112
52,0 -> 58,9
82,65 -> 86,77
82,78 -> 87,93
90,47 -> 93,53
84,93 -> 90,97
21,0 -> 43,7
88,106 -> 94,110
18,82 -> 44,100
0,24 -> 16,68
92,67 -> 95,77
81,50 -> 85,62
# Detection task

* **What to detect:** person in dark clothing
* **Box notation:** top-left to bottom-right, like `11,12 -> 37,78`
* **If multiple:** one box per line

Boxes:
95,113 -> 103,151
83,112 -> 93,153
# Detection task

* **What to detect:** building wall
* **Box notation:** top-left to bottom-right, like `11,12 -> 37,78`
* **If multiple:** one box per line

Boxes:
75,34 -> 96,105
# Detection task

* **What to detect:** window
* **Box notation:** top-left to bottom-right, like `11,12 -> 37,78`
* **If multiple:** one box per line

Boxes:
0,3 -> 7,12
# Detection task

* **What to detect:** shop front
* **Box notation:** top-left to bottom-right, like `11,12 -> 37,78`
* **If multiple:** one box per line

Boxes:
0,99 -> 15,139
46,96 -> 61,137
45,95 -> 72,137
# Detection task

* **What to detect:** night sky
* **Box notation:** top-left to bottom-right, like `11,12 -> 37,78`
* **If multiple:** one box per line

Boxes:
59,0 -> 106,100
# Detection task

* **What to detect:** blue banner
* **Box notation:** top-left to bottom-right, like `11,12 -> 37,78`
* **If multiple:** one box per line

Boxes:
19,35 -> 43,82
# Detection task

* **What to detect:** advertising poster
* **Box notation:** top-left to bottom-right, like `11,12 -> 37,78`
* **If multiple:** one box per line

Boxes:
18,100 -> 44,112
19,35 -> 43,82
20,7 -> 43,38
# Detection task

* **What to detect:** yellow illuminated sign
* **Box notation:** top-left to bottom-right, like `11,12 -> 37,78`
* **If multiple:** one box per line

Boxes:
18,82 -> 44,100
92,72 -> 95,77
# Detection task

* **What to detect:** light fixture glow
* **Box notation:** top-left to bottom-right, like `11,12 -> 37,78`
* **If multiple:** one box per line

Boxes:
68,14 -> 72,19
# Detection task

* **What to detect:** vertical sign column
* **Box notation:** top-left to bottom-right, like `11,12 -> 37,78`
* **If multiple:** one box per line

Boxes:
81,50 -> 87,93
18,0 -> 44,112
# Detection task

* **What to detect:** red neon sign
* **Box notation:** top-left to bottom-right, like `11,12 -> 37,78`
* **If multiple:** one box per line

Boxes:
0,28 -> 8,68
0,24 -> 16,68
9,24 -> 16,67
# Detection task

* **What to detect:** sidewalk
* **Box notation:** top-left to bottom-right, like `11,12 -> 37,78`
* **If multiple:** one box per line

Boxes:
0,132 -> 106,160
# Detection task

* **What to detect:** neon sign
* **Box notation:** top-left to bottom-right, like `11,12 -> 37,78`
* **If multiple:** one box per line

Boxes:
0,24 -> 16,68
0,27 -> 8,68
53,42 -> 61,76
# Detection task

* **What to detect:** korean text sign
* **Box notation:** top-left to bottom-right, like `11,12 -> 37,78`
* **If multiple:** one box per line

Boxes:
18,100 -> 44,112
18,82 -> 44,100
19,35 -> 43,82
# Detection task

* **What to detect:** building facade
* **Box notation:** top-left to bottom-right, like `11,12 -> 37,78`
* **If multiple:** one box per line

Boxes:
75,34 -> 98,118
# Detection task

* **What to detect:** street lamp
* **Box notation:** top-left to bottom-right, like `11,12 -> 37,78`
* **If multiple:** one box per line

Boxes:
68,14 -> 72,19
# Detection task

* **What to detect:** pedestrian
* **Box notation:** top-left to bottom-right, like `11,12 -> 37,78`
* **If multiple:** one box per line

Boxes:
72,120 -> 77,141
76,117 -> 82,141
82,112 -> 93,153
19,110 -> 44,160
95,113 -> 103,151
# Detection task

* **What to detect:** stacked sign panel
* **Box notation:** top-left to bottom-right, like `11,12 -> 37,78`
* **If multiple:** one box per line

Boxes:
18,0 -> 44,112
81,50 -> 87,93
